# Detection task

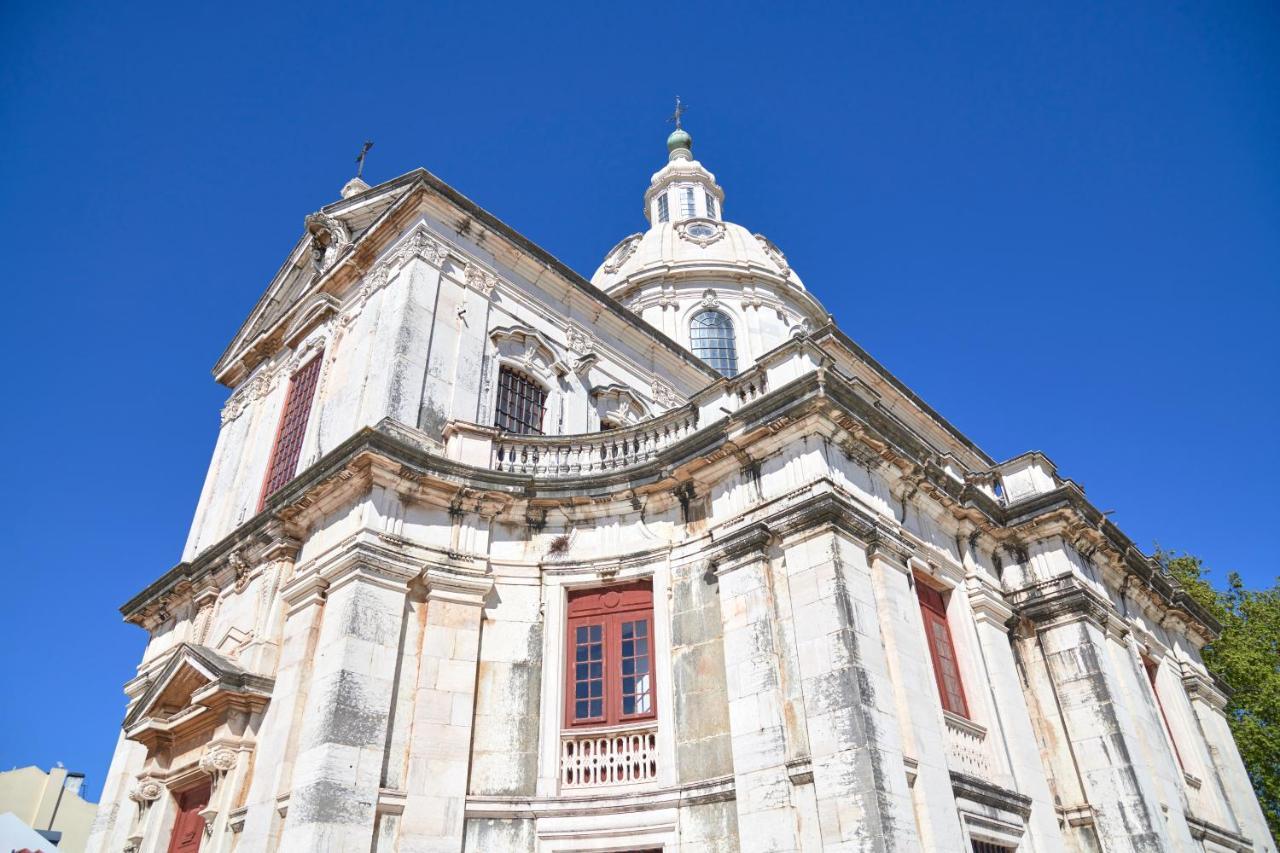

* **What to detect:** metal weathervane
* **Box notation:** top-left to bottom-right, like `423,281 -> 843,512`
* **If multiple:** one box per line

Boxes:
355,140 -> 374,179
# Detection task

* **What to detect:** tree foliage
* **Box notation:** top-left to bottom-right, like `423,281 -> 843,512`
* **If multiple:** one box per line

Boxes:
1159,550 -> 1280,840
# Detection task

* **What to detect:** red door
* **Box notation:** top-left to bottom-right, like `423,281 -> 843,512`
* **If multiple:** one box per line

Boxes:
166,782 -> 210,853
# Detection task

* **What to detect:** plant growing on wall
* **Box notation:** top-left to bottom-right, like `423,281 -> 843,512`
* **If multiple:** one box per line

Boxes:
1159,549 -> 1279,840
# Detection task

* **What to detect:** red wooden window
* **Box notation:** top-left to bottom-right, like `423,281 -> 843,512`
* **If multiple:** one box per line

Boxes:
494,366 -> 546,435
1143,656 -> 1184,770
565,582 -> 655,728
260,354 -> 323,504
917,581 -> 970,718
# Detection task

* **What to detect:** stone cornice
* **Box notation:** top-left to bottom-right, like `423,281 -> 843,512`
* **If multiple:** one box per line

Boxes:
123,367 -> 1219,644
949,771 -> 1033,819
1006,572 -> 1128,638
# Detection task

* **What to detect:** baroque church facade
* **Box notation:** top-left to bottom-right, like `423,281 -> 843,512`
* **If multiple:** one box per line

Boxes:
86,127 -> 1273,853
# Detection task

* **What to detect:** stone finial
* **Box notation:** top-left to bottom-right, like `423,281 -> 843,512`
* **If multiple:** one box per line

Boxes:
341,177 -> 370,199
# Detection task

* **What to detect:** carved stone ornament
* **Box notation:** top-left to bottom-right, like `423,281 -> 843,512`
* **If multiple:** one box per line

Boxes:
700,289 -> 720,309
228,549 -> 251,592
566,323 -> 595,356
755,233 -> 791,277
221,364 -> 282,425
489,325 -> 568,381
675,218 -> 726,247
651,379 -> 682,411
129,776 -> 165,805
464,263 -> 499,295
305,212 -> 352,276
602,233 -> 642,273
356,225 -> 453,307
200,747 -> 238,784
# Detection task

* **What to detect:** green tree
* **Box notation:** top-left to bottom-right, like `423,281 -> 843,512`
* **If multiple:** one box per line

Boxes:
1159,550 -> 1280,840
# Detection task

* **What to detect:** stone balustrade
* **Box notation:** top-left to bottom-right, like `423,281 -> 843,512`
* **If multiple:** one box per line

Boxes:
560,723 -> 659,789
944,711 -> 993,778
491,405 -> 699,477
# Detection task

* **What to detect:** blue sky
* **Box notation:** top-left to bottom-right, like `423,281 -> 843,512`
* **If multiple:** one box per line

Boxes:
1,1 -> 1276,800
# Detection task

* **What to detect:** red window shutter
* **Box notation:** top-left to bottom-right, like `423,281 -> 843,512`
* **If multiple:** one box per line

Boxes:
917,582 -> 970,718
565,582 -> 655,728
260,354 -> 323,505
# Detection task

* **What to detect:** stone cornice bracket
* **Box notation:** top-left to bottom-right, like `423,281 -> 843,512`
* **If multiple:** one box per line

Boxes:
128,775 -> 165,807
709,523 -> 774,577
967,576 -> 1015,628
421,563 -> 492,606
1180,662 -> 1231,712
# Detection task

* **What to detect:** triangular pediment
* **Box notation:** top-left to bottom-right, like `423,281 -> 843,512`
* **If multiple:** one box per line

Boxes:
123,644 -> 271,731
211,167 -> 715,390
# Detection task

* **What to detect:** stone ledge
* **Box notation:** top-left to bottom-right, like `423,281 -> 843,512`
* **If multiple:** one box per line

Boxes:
950,772 -> 1033,820
464,774 -> 734,820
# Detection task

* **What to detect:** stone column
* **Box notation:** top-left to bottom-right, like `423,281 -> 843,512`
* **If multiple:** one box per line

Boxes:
394,566 -> 491,853
1012,575 -> 1183,852
276,543 -> 418,852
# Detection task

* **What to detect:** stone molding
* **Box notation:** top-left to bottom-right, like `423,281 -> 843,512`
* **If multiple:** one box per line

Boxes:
464,774 -> 735,820
949,772 -> 1033,819
1181,663 -> 1231,713
1185,813 -> 1254,852
1007,572 -> 1127,637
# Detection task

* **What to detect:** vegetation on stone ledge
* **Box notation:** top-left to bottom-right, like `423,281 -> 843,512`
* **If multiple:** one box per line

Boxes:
1159,549 -> 1280,840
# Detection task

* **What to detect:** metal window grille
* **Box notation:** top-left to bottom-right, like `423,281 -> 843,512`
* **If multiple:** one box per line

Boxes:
689,310 -> 738,377
972,842 -> 1016,853
494,366 -> 546,435
656,194 -> 669,223
705,190 -> 717,219
680,186 -> 696,217
261,354 -> 323,502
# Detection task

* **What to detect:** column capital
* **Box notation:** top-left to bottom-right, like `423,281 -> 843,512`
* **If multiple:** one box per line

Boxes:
1008,571 -> 1126,638
709,522 -> 773,576
422,564 -> 492,605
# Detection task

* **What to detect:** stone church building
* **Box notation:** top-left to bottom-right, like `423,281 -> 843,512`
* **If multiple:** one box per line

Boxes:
86,127 -> 1273,853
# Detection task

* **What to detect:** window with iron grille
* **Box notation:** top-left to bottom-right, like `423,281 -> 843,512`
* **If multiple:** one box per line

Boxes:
705,190 -> 717,220
494,366 -> 546,435
689,309 -> 738,377
656,194 -> 669,223
260,353 -> 323,504
972,841 -> 1016,853
917,582 -> 970,718
565,582 -> 655,727
680,186 -> 696,217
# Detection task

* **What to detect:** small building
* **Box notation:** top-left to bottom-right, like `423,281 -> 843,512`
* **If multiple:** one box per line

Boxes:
0,765 -> 97,852
85,126 -> 1273,852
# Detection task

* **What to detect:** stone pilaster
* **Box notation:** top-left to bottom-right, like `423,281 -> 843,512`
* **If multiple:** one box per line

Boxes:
237,543 -> 318,852
1011,573 -> 1184,852
275,542 -> 418,852
866,548 -> 967,851
780,519 -> 920,851
394,566 -> 491,853
713,524 -> 809,853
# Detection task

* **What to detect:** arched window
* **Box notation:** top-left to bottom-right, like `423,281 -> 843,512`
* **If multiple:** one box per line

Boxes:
494,366 -> 546,435
690,310 -> 738,377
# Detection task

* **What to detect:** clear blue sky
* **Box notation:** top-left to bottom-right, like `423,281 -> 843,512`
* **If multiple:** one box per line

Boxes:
2,1 -> 1276,800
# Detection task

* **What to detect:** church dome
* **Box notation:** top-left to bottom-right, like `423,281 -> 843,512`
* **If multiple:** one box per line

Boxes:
590,132 -> 807,296
590,122 -> 826,376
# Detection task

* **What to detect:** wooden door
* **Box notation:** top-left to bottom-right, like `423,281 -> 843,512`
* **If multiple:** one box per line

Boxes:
166,781 -> 211,853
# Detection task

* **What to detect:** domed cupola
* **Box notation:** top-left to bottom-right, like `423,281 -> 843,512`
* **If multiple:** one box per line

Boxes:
591,113 -> 826,376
